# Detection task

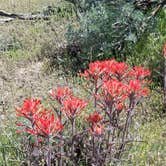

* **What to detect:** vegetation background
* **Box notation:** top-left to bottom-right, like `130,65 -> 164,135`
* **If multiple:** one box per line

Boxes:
0,0 -> 165,165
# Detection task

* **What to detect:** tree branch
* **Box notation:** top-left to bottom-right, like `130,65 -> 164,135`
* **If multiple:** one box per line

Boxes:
151,0 -> 166,16
0,10 -> 50,21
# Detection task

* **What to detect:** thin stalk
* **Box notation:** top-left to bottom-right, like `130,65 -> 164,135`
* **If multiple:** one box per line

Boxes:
33,136 -> 39,166
71,119 -> 75,166
96,137 -> 100,166
46,137 -> 51,166
58,132 -> 63,166
94,81 -> 98,109
164,59 -> 166,112
31,118 -> 39,166
104,102 -> 113,164
115,97 -> 135,159
92,136 -> 96,165
2,147 -> 7,166
58,111 -> 63,166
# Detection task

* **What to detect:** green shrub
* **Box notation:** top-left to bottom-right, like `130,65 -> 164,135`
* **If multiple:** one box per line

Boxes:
126,9 -> 166,85
65,0 -> 164,73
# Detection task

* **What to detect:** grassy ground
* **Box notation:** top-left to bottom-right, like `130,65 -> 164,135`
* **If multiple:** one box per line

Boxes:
1,107 -> 165,165
0,1 -> 71,164
126,118 -> 166,166
0,0 -> 57,13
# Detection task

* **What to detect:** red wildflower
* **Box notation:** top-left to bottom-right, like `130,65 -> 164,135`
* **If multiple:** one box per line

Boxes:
25,127 -> 38,135
80,61 -> 106,82
128,80 -> 141,93
38,137 -> 43,143
85,111 -> 103,124
100,59 -> 116,73
127,80 -> 150,97
16,122 -> 23,127
49,86 -> 72,103
34,110 -> 64,137
102,79 -> 127,103
115,102 -> 125,110
140,87 -> 150,96
16,99 -> 41,120
86,111 -> 104,136
90,123 -> 104,136
163,43 -> 166,58
110,61 -> 129,78
128,66 -> 151,79
62,96 -> 88,119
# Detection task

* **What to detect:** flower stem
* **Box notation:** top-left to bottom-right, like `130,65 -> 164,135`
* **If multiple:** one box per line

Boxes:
58,131 -> 63,166
71,119 -> 75,166
58,111 -> 63,166
46,137 -> 51,166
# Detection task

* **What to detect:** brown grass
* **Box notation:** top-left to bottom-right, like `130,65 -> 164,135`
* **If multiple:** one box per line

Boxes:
0,0 -> 58,13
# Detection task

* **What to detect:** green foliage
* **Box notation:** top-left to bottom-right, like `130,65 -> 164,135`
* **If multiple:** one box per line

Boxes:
66,3 -> 112,71
126,9 -> 166,85
65,0 -> 165,72
42,1 -> 76,18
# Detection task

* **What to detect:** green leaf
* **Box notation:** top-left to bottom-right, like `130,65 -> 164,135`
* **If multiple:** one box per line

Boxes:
126,33 -> 137,43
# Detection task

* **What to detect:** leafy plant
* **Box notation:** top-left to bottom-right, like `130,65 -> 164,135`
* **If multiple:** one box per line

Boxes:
15,59 -> 151,165
126,8 -> 166,85
65,0 -> 166,73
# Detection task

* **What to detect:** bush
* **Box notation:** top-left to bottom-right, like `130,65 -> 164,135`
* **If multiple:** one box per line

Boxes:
65,1 -> 165,75
15,59 -> 151,165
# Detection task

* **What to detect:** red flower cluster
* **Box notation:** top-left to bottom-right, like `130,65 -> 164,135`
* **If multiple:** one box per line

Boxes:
49,86 -> 72,104
16,59 -> 151,156
79,61 -> 106,82
163,43 -> 166,58
85,111 -> 104,135
109,61 -> 129,78
127,80 -> 150,97
49,86 -> 89,119
81,59 -> 151,80
16,99 -> 63,137
91,124 -> 104,136
128,66 -> 151,80
16,99 -> 41,120
80,59 -> 151,113
34,111 -> 63,137
80,59 -> 130,81
85,111 -> 103,124
102,79 -> 127,102
115,102 -> 125,111
62,96 -> 88,119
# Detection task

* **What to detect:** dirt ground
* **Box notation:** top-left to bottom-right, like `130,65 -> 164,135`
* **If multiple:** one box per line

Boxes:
0,57 -> 67,111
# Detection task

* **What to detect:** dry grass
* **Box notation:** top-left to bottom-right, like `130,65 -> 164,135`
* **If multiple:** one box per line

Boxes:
0,0 -> 73,61
0,0 -> 73,109
0,0 -> 59,13
0,18 -> 68,60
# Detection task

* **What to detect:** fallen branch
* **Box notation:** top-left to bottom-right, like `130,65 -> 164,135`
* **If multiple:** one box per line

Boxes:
0,18 -> 14,24
0,10 -> 50,21
151,0 -> 166,16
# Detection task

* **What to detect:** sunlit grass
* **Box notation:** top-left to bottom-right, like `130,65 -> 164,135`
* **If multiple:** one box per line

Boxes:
125,118 -> 166,166
0,0 -> 58,13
